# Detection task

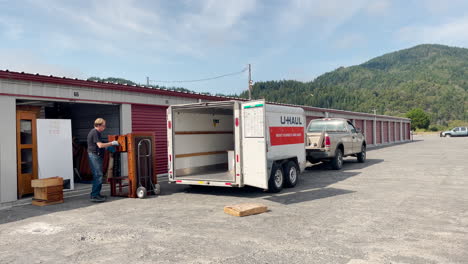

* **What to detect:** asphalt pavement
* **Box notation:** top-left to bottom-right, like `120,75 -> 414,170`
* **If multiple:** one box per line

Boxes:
0,134 -> 467,264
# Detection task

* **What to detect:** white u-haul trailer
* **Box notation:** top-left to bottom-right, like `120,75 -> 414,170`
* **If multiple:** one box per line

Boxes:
167,100 -> 306,192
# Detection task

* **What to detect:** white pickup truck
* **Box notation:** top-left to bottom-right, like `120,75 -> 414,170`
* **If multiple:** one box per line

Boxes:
305,118 -> 366,170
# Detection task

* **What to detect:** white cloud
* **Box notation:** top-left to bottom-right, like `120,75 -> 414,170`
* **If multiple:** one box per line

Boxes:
0,16 -> 23,40
0,49 -> 84,78
396,16 -> 468,47
278,0 -> 371,37
333,33 -> 367,49
422,0 -> 468,15
365,0 -> 390,16
27,0 -> 257,58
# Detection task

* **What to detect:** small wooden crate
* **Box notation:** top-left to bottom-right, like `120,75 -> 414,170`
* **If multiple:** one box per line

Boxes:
31,177 -> 64,206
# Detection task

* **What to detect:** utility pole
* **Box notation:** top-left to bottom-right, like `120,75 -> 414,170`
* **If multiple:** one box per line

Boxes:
146,76 -> 150,86
248,64 -> 252,100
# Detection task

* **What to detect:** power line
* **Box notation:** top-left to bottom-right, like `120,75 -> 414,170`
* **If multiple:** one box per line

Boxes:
148,67 -> 248,84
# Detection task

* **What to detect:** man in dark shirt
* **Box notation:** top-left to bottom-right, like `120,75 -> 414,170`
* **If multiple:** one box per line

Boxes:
87,118 -> 119,202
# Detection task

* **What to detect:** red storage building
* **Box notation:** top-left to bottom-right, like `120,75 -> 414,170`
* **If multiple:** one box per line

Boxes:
132,104 -> 169,175
365,120 -> 373,144
354,120 -> 364,132
383,121 -> 389,143
376,121 -> 382,144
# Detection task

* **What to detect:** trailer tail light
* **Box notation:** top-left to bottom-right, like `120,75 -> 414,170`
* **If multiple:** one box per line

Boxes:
168,121 -> 172,129
169,154 -> 172,162
236,154 -> 239,163
225,182 -> 232,186
235,118 -> 239,127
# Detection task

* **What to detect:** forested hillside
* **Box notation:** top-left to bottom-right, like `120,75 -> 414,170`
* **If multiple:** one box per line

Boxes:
240,44 -> 468,125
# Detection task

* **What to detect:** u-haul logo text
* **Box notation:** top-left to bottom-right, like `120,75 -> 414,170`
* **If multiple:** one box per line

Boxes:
280,116 -> 302,125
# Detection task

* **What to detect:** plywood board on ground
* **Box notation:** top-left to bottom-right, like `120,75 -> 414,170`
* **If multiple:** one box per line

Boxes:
224,203 -> 268,217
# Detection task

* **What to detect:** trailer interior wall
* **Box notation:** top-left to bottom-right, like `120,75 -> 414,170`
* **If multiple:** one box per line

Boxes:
172,104 -> 235,181
0,96 -> 17,204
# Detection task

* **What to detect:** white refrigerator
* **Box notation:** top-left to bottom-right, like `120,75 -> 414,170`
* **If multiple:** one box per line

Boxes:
37,119 -> 74,190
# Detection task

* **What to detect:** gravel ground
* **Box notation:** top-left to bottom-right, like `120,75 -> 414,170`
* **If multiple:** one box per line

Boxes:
0,134 -> 467,264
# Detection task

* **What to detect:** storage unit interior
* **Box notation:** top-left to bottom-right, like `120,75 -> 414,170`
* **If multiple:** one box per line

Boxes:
16,100 -> 121,184
172,103 -> 235,182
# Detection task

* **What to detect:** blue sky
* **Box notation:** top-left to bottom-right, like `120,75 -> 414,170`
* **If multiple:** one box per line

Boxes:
1,0 -> 468,95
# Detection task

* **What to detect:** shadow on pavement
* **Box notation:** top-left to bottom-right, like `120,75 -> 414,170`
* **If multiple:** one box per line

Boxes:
306,158 -> 384,171
264,187 -> 355,205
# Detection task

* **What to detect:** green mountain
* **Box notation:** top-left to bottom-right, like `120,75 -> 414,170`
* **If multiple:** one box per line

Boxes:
240,44 -> 468,125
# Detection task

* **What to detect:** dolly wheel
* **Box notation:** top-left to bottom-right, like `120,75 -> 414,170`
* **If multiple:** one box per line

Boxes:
137,187 -> 147,199
154,184 -> 161,195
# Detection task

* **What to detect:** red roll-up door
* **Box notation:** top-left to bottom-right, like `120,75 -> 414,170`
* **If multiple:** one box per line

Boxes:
355,120 -> 364,132
132,104 -> 168,175
396,122 -> 401,141
383,121 -> 389,143
390,122 -> 395,142
365,120 -> 373,144
376,121 -> 382,144
407,123 -> 411,140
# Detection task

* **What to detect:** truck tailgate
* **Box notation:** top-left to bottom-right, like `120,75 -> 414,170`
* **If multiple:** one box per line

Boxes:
306,132 -> 324,149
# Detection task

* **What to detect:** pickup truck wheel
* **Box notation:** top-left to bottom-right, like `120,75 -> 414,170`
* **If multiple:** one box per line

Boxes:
445,134 -> 451,138
331,148 -> 343,170
357,145 -> 366,163
284,161 -> 299,188
268,163 -> 284,193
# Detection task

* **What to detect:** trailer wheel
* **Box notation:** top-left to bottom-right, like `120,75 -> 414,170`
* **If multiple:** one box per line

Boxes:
268,163 -> 284,193
284,161 -> 299,188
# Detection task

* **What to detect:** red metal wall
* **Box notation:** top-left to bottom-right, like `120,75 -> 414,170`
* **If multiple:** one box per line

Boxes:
383,121 -> 389,143
132,104 -> 168,175
396,122 -> 401,141
365,120 -> 373,144
390,122 -> 395,142
376,121 -> 382,144
407,123 -> 411,140
354,120 -> 364,132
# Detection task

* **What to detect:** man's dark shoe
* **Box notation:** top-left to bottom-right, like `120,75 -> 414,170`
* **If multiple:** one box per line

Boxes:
90,196 -> 105,203
97,194 -> 107,199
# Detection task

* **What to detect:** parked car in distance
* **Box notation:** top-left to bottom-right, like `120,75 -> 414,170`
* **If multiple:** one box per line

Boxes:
305,118 -> 366,170
440,127 -> 468,137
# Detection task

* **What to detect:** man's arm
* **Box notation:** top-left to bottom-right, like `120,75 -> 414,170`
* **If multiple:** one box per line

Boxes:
96,142 -> 114,148
93,131 -> 118,149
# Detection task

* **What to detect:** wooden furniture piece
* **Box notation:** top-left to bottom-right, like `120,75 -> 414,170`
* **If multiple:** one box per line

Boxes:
31,177 -> 64,206
16,110 -> 39,198
107,133 -> 157,198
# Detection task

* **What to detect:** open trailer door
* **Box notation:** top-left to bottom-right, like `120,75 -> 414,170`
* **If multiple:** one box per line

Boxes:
241,100 -> 268,189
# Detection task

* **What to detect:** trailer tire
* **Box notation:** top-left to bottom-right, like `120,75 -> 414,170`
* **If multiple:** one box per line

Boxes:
268,163 -> 284,193
284,161 -> 299,188
331,148 -> 343,170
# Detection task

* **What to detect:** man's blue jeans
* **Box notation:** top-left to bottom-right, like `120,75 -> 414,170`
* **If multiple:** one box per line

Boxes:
88,153 -> 103,198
